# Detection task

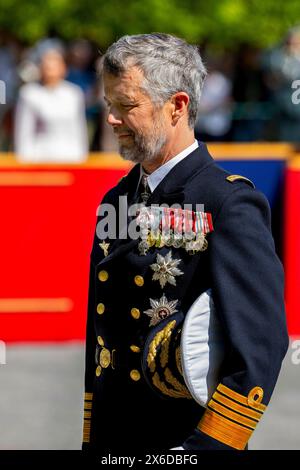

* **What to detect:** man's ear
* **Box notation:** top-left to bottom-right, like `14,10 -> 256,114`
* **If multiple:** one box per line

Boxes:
171,92 -> 190,124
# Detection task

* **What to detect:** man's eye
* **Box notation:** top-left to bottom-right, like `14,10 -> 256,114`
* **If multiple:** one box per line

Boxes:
121,104 -> 135,109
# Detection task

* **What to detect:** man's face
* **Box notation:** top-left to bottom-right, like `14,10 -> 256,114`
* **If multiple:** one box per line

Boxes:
103,66 -> 170,163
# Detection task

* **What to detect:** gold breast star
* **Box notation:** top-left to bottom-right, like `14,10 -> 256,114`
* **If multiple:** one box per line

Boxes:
99,240 -> 110,257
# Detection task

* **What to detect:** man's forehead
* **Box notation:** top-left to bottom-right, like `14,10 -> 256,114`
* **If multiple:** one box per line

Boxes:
103,66 -> 145,98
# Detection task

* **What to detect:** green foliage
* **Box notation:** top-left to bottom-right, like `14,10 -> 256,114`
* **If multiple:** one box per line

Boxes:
0,0 -> 300,48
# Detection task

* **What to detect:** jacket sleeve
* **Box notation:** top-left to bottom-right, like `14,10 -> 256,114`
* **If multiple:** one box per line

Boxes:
182,186 -> 289,450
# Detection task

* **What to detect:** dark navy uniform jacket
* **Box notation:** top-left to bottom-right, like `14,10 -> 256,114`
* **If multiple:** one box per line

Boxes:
82,142 -> 289,451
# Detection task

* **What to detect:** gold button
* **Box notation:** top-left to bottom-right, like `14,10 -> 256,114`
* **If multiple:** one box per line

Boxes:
130,308 -> 140,320
96,366 -> 102,377
134,275 -> 144,287
97,336 -> 104,346
130,369 -> 141,381
96,303 -> 105,315
98,270 -> 109,282
100,348 -> 111,368
130,345 -> 141,353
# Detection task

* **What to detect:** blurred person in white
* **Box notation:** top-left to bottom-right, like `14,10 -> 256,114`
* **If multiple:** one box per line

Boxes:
195,55 -> 232,142
14,47 -> 88,162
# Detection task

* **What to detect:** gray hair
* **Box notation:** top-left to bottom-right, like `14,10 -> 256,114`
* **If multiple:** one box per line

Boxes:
101,33 -> 207,128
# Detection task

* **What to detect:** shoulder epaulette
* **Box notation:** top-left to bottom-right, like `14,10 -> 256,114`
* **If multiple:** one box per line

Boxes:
226,175 -> 255,188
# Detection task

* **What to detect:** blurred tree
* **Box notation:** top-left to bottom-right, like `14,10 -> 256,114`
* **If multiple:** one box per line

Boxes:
0,0 -> 300,48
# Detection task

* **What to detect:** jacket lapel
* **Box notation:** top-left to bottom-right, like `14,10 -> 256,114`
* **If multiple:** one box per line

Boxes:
148,142 -> 214,205
96,163 -> 140,265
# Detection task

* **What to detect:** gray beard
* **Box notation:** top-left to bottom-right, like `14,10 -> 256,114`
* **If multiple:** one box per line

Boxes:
119,132 -> 167,163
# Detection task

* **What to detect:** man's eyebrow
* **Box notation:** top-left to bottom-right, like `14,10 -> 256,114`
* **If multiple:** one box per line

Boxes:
104,95 -> 136,105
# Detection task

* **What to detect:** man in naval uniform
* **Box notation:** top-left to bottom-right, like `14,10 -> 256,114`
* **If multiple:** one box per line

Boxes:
82,33 -> 289,451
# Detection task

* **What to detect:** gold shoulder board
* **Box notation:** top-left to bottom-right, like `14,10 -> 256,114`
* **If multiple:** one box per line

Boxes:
226,175 -> 255,188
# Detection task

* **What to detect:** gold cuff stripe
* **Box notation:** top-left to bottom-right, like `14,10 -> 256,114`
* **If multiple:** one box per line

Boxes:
198,408 -> 252,450
217,384 -> 266,412
208,400 -> 257,430
213,391 -> 262,420
82,419 -> 91,444
84,402 -> 92,410
84,411 -> 92,418
84,393 -> 93,401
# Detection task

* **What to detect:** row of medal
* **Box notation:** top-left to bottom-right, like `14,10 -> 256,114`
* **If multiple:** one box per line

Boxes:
136,206 -> 213,256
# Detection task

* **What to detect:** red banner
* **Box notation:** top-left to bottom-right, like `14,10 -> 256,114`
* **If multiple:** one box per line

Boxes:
0,156 -> 130,342
284,158 -> 300,336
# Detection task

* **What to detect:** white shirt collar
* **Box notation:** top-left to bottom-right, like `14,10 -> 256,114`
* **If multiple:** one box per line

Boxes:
139,140 -> 199,192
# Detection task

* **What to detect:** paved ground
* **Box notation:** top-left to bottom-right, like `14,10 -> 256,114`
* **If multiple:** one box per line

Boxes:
0,340 -> 299,450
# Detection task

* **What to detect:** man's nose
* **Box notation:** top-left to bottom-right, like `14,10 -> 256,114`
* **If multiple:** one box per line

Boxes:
107,108 -> 123,126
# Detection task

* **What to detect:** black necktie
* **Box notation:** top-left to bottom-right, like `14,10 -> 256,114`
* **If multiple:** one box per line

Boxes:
138,174 -> 151,204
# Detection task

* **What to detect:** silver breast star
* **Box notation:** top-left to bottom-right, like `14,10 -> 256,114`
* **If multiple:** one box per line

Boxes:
144,294 -> 178,327
150,251 -> 183,288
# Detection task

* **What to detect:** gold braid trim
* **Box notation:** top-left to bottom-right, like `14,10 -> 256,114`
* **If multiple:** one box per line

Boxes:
152,371 -> 188,398
164,368 -> 191,398
148,330 -> 165,373
147,320 -> 176,373
157,323 -> 190,398
175,346 -> 183,376
217,384 -> 266,412
160,322 -> 177,368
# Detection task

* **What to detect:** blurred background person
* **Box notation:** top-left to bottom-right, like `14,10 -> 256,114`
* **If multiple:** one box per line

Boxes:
65,40 -> 119,152
14,45 -> 88,162
231,44 -> 271,142
262,26 -> 300,143
195,54 -> 233,142
0,31 -> 21,151
66,39 -> 100,148
90,64 -> 119,152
